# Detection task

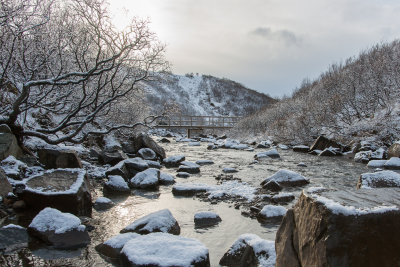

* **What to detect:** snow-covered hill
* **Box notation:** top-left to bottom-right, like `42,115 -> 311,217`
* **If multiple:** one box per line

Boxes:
142,73 -> 276,116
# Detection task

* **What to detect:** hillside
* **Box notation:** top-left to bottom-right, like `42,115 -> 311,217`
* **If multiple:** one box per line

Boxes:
142,73 -> 276,116
231,40 -> 400,145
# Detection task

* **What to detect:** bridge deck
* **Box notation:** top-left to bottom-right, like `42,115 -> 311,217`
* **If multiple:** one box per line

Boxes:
154,115 -> 241,130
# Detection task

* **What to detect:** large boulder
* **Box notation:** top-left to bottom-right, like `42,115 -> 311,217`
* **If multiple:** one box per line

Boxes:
99,149 -> 128,165
37,148 -> 82,169
178,161 -> 200,174
219,233 -> 275,267
27,207 -> 90,249
257,205 -> 288,221
194,211 -> 222,227
261,169 -> 309,189
130,168 -> 160,190
310,136 -> 346,152
357,170 -> 400,189
275,189 -> 400,267
0,224 -> 29,254
120,233 -> 210,267
103,175 -> 130,195
21,169 -> 92,217
131,133 -> 166,159
388,142 -> 400,158
120,209 -> 180,235
163,155 -> 185,168
0,132 -> 23,161
383,157 -> 400,170
0,168 -> 13,197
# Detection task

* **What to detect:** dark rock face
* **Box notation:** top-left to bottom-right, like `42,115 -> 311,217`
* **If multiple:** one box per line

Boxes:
261,180 -> 282,192
99,150 -> 128,165
132,133 -> 166,159
37,149 -> 82,169
310,136 -> 346,152
388,143 -> 400,158
0,132 -> 23,161
21,169 -> 92,217
0,169 -> 13,197
292,145 -> 310,153
275,189 -> 400,267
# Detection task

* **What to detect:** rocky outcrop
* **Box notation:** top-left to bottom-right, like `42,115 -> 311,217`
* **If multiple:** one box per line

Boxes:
0,131 -> 23,161
120,209 -> 180,235
28,207 -> 90,249
21,169 -> 92,217
310,136 -> 347,152
37,148 -> 82,169
275,189 -> 400,267
0,169 -> 13,197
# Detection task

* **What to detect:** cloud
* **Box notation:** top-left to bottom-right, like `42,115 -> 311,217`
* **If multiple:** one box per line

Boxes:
251,27 -> 302,46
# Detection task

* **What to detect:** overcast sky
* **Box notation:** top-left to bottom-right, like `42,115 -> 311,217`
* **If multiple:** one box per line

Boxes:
109,0 -> 400,97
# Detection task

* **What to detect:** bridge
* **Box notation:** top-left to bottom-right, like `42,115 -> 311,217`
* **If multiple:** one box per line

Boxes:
153,115 -> 241,137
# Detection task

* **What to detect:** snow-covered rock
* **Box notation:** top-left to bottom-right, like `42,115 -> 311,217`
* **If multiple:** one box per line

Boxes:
95,232 -> 139,259
104,175 -> 130,195
93,197 -> 115,210
367,160 -> 387,168
293,145 -> 310,153
297,162 -> 307,167
194,211 -> 222,227
278,144 -> 289,150
163,155 -> 185,168
28,207 -> 90,249
138,148 -> 157,160
255,148 -> 280,159
1,155 -> 27,180
172,183 -> 211,196
271,192 -> 295,203
357,170 -> 400,189
176,172 -> 190,178
177,162 -> 200,174
120,232 -> 210,267
208,181 -> 257,202
220,233 -> 275,267
188,141 -> 201,146
130,168 -> 160,190
257,140 -> 273,149
318,147 -> 341,157
21,169 -> 92,216
384,157 -> 400,170
0,224 -> 29,254
145,160 -> 161,169
120,209 -> 180,235
159,172 -> 175,185
261,169 -> 310,189
258,205 -> 288,220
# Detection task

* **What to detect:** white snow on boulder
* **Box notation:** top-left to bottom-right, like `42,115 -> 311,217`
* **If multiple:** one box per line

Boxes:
121,209 -> 179,234
384,157 -> 400,169
208,181 -> 256,201
121,232 -> 209,267
104,232 -> 139,249
262,169 -> 309,185
1,156 -> 27,178
312,194 -> 398,215
358,170 -> 400,189
106,175 -> 129,190
194,211 -> 220,220
130,168 -> 160,188
367,160 -> 387,168
159,172 -> 175,184
29,207 -> 85,234
278,144 -> 289,150
259,205 -> 288,218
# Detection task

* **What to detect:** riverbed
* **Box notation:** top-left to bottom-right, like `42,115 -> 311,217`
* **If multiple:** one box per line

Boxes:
2,138 -> 371,266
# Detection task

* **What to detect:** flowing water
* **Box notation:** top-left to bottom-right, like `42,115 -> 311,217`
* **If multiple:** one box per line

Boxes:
3,138 -> 371,266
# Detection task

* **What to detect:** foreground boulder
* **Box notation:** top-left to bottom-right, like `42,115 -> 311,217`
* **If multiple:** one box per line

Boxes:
37,148 -> 82,169
120,209 -> 180,235
28,207 -> 90,249
130,168 -> 160,190
219,233 -> 275,267
0,224 -> 29,254
120,232 -> 210,267
275,189 -> 400,267
383,157 -> 400,170
0,130 -> 23,161
21,169 -> 92,217
95,232 -> 139,259
103,175 -> 130,195
261,169 -> 309,189
178,161 -> 200,174
357,170 -> 400,189
257,205 -> 287,221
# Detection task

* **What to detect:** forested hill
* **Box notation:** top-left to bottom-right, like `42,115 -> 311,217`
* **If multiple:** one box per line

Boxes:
231,40 -> 400,144
142,72 -> 276,116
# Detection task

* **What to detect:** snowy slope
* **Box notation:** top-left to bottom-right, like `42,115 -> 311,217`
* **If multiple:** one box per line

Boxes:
142,73 -> 275,116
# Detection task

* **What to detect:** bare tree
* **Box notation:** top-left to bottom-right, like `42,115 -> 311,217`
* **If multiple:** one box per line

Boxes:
0,0 -> 168,144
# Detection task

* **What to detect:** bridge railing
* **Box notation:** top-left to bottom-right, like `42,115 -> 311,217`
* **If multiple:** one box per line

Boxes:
154,115 -> 241,129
